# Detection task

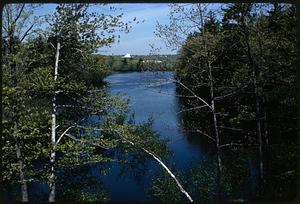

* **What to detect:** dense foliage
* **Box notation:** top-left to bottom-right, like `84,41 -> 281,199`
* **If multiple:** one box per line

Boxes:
169,3 -> 296,201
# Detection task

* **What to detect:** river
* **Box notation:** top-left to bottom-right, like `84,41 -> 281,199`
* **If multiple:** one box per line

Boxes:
100,71 -> 215,201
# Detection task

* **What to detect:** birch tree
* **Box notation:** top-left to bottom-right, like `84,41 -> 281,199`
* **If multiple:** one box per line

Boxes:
44,4 -> 134,201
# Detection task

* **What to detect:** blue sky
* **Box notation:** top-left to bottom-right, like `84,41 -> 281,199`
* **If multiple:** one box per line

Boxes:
98,4 -> 175,55
33,3 -> 177,55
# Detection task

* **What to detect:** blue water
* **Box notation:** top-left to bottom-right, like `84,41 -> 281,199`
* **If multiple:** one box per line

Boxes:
100,71 -> 207,201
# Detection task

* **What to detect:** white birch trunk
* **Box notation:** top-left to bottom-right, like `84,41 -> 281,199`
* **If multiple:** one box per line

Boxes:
49,41 -> 60,202
120,137 -> 193,202
199,7 -> 222,200
209,61 -> 222,200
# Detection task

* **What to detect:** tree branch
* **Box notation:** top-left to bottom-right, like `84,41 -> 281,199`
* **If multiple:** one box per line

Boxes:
119,134 -> 193,202
218,126 -> 244,132
172,79 -> 213,111
20,23 -> 34,42
55,126 -> 75,147
195,128 -> 216,142
13,4 -> 25,25
65,133 -> 109,150
219,142 -> 259,148
176,105 -> 209,115
107,127 -> 193,202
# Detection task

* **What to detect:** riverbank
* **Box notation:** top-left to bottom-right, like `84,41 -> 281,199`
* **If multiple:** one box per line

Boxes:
103,54 -> 178,72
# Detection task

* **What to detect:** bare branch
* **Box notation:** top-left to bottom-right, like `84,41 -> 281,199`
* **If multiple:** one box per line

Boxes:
214,84 -> 251,100
65,133 -> 109,150
49,42 -> 56,49
195,129 -> 216,142
176,105 -> 209,115
219,143 -> 245,148
124,139 -> 193,201
172,79 -> 213,111
218,126 -> 244,132
219,143 -> 259,148
20,23 -> 34,42
75,125 -> 104,132
13,4 -> 25,25
55,126 -> 75,147
148,88 -> 197,99
56,104 -> 94,110
106,128 -> 193,202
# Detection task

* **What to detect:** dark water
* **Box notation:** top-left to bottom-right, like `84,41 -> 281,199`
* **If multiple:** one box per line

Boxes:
104,71 -> 206,167
100,71 -> 212,201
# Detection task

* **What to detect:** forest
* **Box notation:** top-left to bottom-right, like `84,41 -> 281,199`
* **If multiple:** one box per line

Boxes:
2,3 -> 296,202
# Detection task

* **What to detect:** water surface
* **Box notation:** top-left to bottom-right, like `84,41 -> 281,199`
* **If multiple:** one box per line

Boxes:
101,71 -> 209,201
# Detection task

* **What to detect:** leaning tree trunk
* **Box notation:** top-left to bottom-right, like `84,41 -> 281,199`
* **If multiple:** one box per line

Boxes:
49,40 -> 60,202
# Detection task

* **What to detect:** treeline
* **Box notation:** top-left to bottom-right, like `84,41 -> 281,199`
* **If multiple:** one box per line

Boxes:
105,55 -> 177,72
173,3 -> 296,200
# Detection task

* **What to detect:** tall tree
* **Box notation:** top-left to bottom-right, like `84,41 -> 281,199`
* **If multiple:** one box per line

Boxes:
44,4 -> 133,201
2,4 -> 41,201
156,4 -> 226,199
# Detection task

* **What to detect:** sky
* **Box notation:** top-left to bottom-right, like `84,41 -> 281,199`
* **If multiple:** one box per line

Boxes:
97,4 -> 175,55
33,3 -> 178,55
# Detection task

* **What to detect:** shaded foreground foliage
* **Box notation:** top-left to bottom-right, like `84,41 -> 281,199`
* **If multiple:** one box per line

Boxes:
154,2 -> 296,202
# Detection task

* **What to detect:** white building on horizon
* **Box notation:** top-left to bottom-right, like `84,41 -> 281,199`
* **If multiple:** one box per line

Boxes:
122,53 -> 132,58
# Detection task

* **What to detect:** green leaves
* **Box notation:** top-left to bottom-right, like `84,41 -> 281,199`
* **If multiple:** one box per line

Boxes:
155,3 -> 296,201
103,119 -> 169,160
151,171 -> 184,202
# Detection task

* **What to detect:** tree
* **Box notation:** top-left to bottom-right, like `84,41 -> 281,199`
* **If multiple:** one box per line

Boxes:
2,4 -> 42,201
44,4 -> 134,201
156,4 -> 225,199
220,3 -> 296,196
36,4 -> 186,202
136,58 -> 144,71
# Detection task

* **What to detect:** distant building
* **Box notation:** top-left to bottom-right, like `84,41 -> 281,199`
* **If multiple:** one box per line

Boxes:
122,53 -> 132,58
